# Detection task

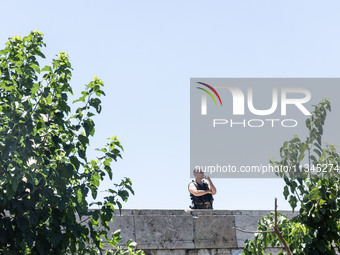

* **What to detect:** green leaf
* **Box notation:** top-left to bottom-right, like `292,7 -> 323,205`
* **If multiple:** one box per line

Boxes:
309,187 -> 320,200
31,83 -> 40,95
46,93 -> 53,104
0,49 -> 7,55
36,238 -> 49,255
310,155 -> 317,163
50,233 -> 63,247
35,50 -> 46,59
76,188 -> 83,203
127,241 -> 137,249
112,229 -> 122,244
41,65 -> 52,72
316,240 -> 327,253
61,164 -> 74,178
288,195 -> 297,211
70,156 -> 80,170
105,165 -> 113,180
31,63 -> 40,74
124,185 -> 135,196
118,190 -> 129,202
89,98 -> 102,113
318,199 -> 326,206
313,149 -> 321,157
283,185 -> 289,199
83,118 -> 95,137
90,172 -> 100,187
73,90 -> 88,103
90,184 -> 98,200
78,134 -> 89,146
306,118 -> 311,129
78,148 -> 86,160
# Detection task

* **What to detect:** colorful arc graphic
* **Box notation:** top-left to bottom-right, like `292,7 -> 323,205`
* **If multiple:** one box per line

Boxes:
196,87 -> 217,105
196,82 -> 223,106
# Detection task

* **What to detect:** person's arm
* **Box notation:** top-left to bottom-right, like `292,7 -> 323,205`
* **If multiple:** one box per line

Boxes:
188,182 -> 212,196
205,176 -> 217,195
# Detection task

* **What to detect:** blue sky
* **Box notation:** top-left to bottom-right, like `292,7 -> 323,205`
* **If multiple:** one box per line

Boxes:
1,1 -> 340,210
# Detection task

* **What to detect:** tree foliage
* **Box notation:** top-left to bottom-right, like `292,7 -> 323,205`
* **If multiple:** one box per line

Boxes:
0,31 -> 143,254
243,99 -> 340,255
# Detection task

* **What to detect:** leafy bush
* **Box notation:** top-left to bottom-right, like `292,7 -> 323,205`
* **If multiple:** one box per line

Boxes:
0,31 -> 144,255
243,99 -> 340,255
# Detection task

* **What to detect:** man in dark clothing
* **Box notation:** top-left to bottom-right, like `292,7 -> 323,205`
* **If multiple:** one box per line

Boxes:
188,168 -> 217,209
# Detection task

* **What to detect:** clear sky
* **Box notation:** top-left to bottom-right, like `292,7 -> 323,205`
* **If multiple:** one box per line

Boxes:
1,1 -> 340,211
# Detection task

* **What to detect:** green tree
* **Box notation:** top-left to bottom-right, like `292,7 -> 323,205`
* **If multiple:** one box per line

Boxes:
242,99 -> 340,255
0,31 -> 143,255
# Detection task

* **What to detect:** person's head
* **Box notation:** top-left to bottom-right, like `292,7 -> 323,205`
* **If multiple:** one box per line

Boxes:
193,167 -> 205,180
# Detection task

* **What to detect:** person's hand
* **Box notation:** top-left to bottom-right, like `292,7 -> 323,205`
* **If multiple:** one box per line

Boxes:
204,175 -> 211,181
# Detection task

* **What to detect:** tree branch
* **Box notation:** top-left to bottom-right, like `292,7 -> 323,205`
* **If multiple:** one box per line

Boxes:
234,198 -> 293,255
273,198 -> 292,255
232,227 -> 275,234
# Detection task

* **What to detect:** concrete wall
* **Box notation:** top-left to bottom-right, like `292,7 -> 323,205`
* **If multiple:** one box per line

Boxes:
105,209 -> 297,255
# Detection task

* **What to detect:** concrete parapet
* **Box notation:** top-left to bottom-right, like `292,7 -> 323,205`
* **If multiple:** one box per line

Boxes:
105,209 -> 297,254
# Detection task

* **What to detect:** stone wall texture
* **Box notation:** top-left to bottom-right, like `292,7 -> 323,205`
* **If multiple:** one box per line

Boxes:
105,209 -> 297,255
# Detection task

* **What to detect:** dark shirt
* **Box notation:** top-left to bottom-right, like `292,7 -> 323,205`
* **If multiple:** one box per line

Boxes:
189,180 -> 213,209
